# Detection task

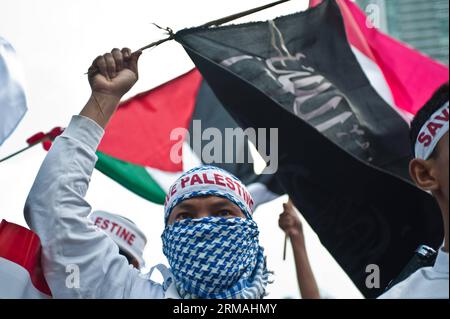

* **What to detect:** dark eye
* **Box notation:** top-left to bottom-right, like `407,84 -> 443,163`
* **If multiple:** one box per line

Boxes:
176,213 -> 191,221
217,210 -> 233,217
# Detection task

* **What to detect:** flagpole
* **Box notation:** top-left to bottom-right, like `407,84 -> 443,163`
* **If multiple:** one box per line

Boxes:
90,0 -> 293,75
3,2 -> 291,164
0,144 -> 37,163
283,198 -> 294,261
283,235 -> 288,260
200,0 -> 292,28
138,0 -> 292,52
0,135 -> 53,164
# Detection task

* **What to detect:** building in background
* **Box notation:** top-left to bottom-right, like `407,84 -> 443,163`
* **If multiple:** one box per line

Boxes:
357,0 -> 449,65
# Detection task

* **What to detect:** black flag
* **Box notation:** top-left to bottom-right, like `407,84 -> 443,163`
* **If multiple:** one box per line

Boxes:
188,78 -> 284,203
175,0 -> 443,297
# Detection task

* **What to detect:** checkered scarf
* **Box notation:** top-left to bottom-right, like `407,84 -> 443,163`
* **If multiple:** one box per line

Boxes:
162,217 -> 269,299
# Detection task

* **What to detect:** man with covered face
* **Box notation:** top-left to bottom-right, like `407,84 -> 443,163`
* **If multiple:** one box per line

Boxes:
24,48 -> 269,299
162,166 -> 269,298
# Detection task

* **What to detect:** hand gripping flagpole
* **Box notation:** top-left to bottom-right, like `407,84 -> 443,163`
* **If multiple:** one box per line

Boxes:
86,0 -> 293,77
2,0 -> 292,164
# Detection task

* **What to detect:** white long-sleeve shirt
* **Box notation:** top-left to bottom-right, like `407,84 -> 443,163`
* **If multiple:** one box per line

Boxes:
379,247 -> 449,299
24,115 -> 180,299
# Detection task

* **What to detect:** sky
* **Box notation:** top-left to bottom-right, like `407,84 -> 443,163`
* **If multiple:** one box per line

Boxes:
0,0 -> 363,298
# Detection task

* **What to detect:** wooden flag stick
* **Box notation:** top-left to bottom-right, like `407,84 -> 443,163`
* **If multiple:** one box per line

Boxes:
0,144 -> 37,164
138,24 -> 175,51
0,134 -> 53,164
139,0 -> 292,51
283,198 -> 295,261
200,0 -> 292,28
283,235 -> 288,261
89,0 -> 292,74
4,2 -> 293,164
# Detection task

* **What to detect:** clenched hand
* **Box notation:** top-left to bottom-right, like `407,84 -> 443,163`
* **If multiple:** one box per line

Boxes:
81,48 -> 142,129
88,48 -> 141,99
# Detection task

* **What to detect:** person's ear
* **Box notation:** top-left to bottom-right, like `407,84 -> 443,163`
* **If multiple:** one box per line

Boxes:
131,259 -> 140,269
409,158 -> 439,192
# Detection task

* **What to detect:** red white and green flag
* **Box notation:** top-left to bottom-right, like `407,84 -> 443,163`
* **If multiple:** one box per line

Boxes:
95,70 -> 202,204
24,70 -> 282,206
95,70 -> 282,205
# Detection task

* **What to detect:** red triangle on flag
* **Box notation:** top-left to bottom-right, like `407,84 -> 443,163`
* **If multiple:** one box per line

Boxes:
98,70 -> 203,172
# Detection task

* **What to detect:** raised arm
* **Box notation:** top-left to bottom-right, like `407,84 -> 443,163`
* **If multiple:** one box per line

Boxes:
24,48 -> 164,299
279,200 -> 321,299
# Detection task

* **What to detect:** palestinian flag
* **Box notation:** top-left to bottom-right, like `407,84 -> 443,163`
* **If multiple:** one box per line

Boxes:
175,0 -> 448,297
96,70 -> 282,206
0,220 -> 51,299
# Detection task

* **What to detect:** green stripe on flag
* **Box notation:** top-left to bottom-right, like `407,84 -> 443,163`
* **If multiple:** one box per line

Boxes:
95,152 -> 167,204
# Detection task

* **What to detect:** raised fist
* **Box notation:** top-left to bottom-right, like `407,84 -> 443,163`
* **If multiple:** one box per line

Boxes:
279,199 -> 304,239
88,48 -> 141,99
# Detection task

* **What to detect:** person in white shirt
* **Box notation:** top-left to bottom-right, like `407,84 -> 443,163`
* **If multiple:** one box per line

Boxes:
24,48 -> 270,299
380,83 -> 449,299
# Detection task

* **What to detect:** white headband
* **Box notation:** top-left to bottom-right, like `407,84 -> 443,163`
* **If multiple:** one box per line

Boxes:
164,166 -> 254,223
415,101 -> 449,160
89,211 -> 147,267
